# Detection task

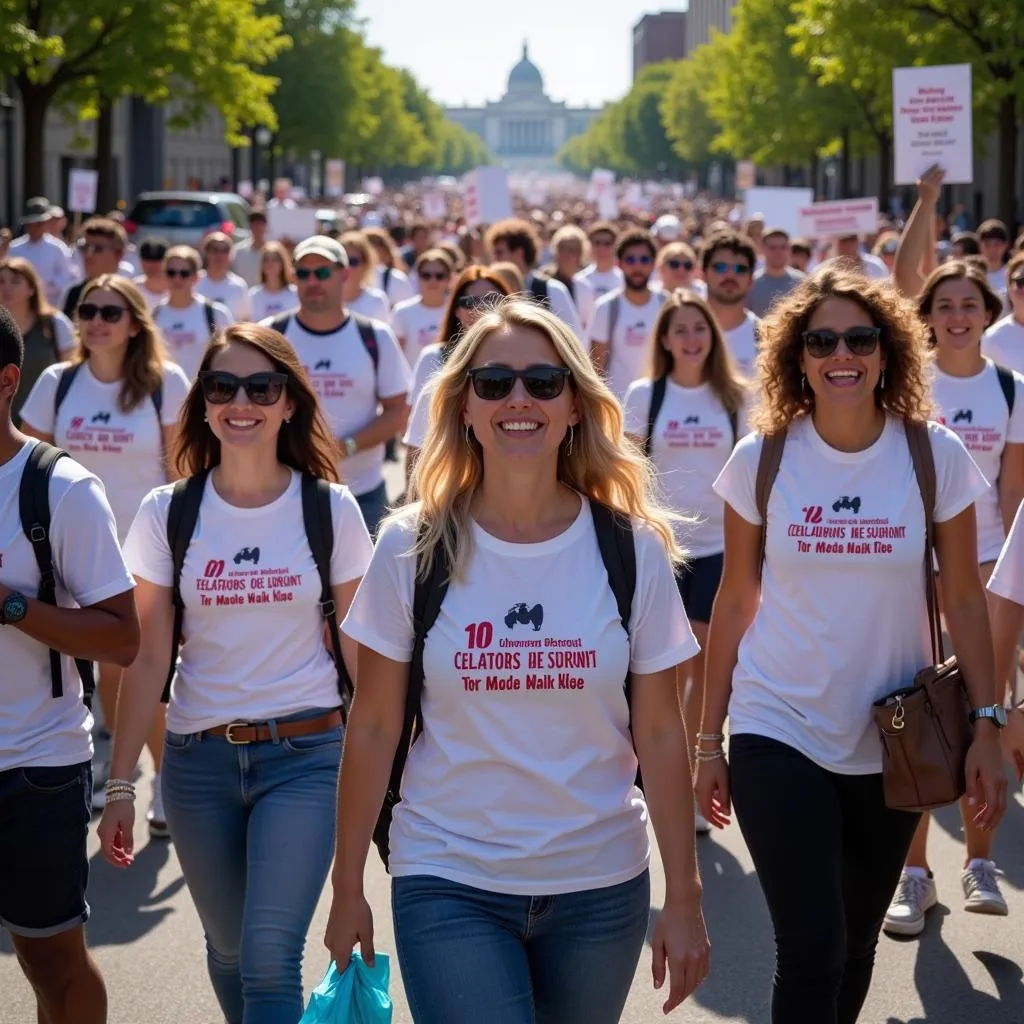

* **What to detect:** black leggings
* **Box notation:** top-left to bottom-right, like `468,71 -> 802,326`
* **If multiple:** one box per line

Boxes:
730,734 -> 921,1024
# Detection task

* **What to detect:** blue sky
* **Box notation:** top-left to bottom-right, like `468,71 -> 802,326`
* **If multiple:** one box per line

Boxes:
357,1 -> 685,108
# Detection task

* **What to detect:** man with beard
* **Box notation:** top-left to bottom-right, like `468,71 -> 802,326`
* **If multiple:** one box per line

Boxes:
701,230 -> 760,377
588,228 -> 666,399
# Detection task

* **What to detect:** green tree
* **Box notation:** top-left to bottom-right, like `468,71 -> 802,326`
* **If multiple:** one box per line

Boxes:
0,0 -> 287,198
661,47 -> 722,169
619,63 -> 685,177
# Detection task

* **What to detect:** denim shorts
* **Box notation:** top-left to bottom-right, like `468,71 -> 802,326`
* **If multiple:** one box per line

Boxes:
0,761 -> 92,937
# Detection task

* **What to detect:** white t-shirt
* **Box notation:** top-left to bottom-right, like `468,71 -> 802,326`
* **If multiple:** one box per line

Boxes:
533,275 -> 581,341
392,296 -> 445,370
133,277 -> 169,311
724,310 -> 759,378
249,284 -> 299,323
404,375 -> 437,449
231,240 -> 263,287
20,360 -> 191,540
342,498 -> 698,894
376,265 -> 416,307
713,415 -> 987,773
624,378 -> 749,557
408,343 -> 444,411
124,472 -> 372,734
987,265 -> 1008,296
0,440 -> 134,772
349,287 -> 392,326
153,298 -> 234,380
576,265 -> 624,300
931,360 -> 1024,562
571,274 -> 597,332
195,271 -> 251,322
10,235 -> 77,305
988,500 -> 1024,606
268,314 -> 410,495
983,316 -> 1024,377
588,289 -> 665,399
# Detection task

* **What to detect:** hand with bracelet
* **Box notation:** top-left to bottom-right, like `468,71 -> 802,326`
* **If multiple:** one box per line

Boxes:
693,731 -> 731,829
96,778 -> 138,868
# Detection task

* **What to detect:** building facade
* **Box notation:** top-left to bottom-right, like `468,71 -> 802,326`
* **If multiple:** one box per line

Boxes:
684,0 -> 737,56
633,11 -> 687,79
445,45 -> 603,172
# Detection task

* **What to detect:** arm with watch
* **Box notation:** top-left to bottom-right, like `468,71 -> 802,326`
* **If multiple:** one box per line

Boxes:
988,588 -> 1024,782
340,393 -> 408,459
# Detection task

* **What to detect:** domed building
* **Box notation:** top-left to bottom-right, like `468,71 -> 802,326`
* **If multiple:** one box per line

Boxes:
445,43 -> 603,171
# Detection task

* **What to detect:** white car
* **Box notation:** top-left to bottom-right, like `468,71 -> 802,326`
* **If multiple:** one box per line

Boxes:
124,191 -> 252,248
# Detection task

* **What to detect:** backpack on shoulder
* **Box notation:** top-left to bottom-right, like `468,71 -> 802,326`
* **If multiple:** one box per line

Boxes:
269,312 -> 379,396
371,502 -> 639,870
644,375 -> 739,457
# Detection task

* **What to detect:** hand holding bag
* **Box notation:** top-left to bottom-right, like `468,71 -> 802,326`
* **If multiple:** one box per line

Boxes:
871,422 -> 972,812
299,952 -> 393,1024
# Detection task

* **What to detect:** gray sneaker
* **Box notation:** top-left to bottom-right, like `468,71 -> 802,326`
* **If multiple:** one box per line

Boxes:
961,860 -> 1008,915
883,871 -> 937,937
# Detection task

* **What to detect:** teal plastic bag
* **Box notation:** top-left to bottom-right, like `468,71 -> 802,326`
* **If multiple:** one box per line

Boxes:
299,952 -> 393,1024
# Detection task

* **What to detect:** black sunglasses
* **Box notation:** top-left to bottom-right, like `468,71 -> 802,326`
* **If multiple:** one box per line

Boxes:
1010,275 -> 1024,290
206,245 -> 231,255
802,326 -> 882,358
166,267 -> 194,279
346,256 -> 362,267
419,269 -> 449,281
711,261 -> 751,275
622,254 -> 653,267
78,303 -> 128,323
666,259 -> 694,271
468,365 -> 571,401
198,371 -> 289,406
295,266 -> 334,281
456,293 -> 500,311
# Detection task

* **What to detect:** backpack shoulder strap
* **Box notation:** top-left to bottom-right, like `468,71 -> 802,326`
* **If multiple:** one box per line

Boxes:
39,313 -> 58,359
352,313 -> 380,372
995,363 -> 1016,418
383,265 -> 392,294
607,294 -> 621,348
728,407 -> 739,447
645,375 -> 668,457
754,431 -> 787,577
905,420 -> 942,663
301,474 -> 353,712
269,313 -> 292,336
54,363 -> 82,419
163,472 -> 208,703
529,275 -> 549,304
202,298 -> 217,338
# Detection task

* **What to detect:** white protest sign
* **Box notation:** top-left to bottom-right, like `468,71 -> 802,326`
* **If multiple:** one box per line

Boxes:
324,159 -> 345,197
893,64 -> 973,184
267,206 -> 318,242
362,176 -> 384,196
589,168 -> 618,219
236,180 -> 253,199
744,187 -> 814,237
735,160 -> 756,192
67,169 -> 98,214
624,182 -> 643,207
797,197 -> 880,239
463,167 -> 512,227
421,190 -> 446,221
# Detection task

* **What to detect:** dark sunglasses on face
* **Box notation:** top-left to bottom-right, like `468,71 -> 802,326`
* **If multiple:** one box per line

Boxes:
80,243 -> 118,255
802,326 -> 882,358
419,270 -> 449,281
166,267 -> 194,279
1010,275 -> 1024,290
666,259 -> 694,271
295,265 -> 335,281
198,370 -> 289,406
711,261 -> 751,275
77,303 -> 128,323
345,256 -> 362,267
206,245 -> 231,255
456,293 -> 499,310
622,254 -> 653,267
468,364 -> 571,401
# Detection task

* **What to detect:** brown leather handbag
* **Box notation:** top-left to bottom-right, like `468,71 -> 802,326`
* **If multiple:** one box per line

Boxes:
871,422 -> 972,812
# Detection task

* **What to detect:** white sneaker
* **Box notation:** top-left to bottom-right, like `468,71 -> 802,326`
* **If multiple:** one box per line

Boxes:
883,870 -> 937,936
695,810 -> 712,834
147,773 -> 170,840
961,860 -> 1008,915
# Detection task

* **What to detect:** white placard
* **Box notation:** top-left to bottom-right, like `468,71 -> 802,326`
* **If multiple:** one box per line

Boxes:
324,159 -> 345,198
736,160 -> 756,192
589,168 -> 618,219
797,197 -> 880,239
624,182 -> 643,206
744,187 -> 814,237
67,168 -> 98,213
236,180 -> 253,199
893,64 -> 973,184
267,206 -> 318,242
363,176 -> 384,196
421,190 -> 446,221
463,167 -> 512,227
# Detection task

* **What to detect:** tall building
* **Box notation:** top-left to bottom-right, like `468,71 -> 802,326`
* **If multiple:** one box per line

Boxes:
445,43 -> 603,172
633,11 -> 687,79
685,0 -> 738,56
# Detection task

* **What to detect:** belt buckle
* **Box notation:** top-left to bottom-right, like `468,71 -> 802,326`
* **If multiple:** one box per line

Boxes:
224,721 -> 252,745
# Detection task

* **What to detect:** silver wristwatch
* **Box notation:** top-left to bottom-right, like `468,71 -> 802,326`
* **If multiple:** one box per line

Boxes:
969,705 -> 1008,728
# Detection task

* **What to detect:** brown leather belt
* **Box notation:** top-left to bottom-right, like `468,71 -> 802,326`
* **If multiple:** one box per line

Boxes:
204,711 -> 342,745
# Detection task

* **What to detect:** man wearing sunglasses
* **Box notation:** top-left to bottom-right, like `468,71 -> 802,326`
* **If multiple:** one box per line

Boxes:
748,227 -> 805,318
0,306 -> 139,1024
701,230 -> 760,377
576,221 -> 624,300
588,228 -> 666,399
60,218 -> 129,319
984,250 -> 1024,376
268,235 -> 410,535
195,232 -> 251,321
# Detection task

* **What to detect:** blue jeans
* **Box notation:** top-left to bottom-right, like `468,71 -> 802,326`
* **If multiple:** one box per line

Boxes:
354,481 -> 389,538
161,710 -> 342,1024
392,870 -> 651,1024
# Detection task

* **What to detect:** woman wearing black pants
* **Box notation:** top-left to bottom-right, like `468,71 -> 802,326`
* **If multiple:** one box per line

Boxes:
696,267 -> 1008,1023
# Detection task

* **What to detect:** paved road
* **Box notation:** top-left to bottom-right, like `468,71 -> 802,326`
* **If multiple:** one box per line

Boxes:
4,461 -> 1024,1022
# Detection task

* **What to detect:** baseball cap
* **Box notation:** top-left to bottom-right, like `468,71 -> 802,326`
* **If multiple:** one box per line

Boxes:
653,214 -> 682,240
293,235 -> 348,266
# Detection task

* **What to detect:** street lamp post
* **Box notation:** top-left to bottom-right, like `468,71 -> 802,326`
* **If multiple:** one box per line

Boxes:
0,85 -> 16,228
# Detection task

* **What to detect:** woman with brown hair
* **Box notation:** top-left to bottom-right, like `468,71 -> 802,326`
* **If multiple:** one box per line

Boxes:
0,256 -> 75,421
97,323 -> 373,1024
624,289 -> 749,832
327,297 -> 709,1023
248,240 -> 298,322
20,274 -> 190,830
365,225 -> 416,307
340,230 -> 392,325
696,267 -> 1006,1022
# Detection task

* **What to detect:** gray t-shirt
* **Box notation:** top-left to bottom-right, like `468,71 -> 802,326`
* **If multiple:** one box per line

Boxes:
748,267 -> 805,317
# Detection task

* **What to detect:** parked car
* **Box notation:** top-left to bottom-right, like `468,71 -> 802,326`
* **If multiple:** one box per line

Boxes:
124,191 -> 251,248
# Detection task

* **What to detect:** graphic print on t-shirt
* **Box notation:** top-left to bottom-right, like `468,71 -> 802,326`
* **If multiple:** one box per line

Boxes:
193,548 -> 304,608
663,415 -> 726,450
782,490 -> 907,559
66,408 -> 136,455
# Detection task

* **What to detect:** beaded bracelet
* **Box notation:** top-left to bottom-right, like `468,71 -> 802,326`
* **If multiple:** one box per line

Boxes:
103,778 -> 137,803
696,732 -> 725,743
694,748 -> 726,762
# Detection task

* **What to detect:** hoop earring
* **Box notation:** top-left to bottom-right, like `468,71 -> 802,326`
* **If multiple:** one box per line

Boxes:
801,374 -> 807,395
464,423 -> 472,447
565,424 -> 574,457
879,370 -> 886,390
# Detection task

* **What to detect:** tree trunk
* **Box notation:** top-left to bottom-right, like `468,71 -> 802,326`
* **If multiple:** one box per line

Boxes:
997,93 -> 1018,229
95,99 -> 115,214
877,133 -> 892,214
17,80 -> 52,203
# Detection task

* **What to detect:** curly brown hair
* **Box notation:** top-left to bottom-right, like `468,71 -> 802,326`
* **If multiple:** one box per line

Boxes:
752,267 -> 933,435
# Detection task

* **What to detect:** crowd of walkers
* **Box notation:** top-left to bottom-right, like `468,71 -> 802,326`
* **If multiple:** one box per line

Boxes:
2,166 -> 1024,1024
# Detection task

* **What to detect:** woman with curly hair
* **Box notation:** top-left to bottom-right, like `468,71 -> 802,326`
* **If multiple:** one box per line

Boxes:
326,297 -> 710,1022
696,267 -> 1007,1023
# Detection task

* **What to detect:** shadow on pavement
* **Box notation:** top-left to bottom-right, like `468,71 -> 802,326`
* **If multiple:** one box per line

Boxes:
930,793 -> 1024,890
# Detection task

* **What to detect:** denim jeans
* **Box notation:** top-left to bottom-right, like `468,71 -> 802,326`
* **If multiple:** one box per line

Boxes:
392,870 -> 651,1024
354,481 -> 389,538
161,709 -> 342,1024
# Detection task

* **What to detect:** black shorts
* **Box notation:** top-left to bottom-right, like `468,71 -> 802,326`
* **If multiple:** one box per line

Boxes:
675,553 -> 724,624
0,761 -> 91,937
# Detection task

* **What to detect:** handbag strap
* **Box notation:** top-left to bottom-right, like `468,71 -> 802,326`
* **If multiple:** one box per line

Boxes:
904,420 -> 943,664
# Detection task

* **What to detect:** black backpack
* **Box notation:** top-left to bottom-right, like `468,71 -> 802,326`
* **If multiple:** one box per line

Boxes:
18,442 -> 97,707
160,471 -> 350,709
528,275 -> 550,307
269,312 -> 379,396
644,374 -> 739,457
54,363 -> 164,421
995,363 -> 1016,417
371,501 -> 638,870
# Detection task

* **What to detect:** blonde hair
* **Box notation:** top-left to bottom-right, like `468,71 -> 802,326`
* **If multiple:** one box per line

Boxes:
0,257 -> 56,319
164,245 -> 202,275
656,241 -> 697,272
339,230 -> 377,288
405,297 -> 683,579
488,261 -> 525,294
259,241 -> 294,286
551,224 -> 591,265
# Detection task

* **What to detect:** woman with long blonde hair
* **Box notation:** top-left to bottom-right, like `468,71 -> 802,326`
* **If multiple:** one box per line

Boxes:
625,288 -> 749,832
249,240 -> 298,322
20,274 -> 190,833
326,297 -> 710,1023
